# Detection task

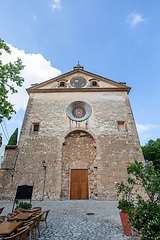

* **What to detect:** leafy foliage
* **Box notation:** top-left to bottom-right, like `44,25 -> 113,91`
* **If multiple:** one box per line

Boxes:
117,199 -> 134,213
8,128 -> 18,145
15,200 -> 32,210
127,159 -> 160,203
129,200 -> 160,239
0,38 -> 25,123
116,182 -> 134,213
142,138 -> 160,172
116,159 -> 160,239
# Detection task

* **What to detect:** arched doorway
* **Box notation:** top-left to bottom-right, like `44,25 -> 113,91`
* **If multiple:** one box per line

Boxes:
61,130 -> 97,200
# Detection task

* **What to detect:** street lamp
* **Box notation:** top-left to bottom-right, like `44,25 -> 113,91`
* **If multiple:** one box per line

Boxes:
42,160 -> 46,170
42,160 -> 46,201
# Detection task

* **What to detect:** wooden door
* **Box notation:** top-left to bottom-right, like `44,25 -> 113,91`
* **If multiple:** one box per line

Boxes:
70,169 -> 89,200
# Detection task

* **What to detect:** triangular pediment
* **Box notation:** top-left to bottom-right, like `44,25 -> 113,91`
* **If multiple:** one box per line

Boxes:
27,68 -> 131,94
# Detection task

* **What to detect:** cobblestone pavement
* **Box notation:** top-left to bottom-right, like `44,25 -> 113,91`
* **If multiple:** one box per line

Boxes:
0,200 -> 133,240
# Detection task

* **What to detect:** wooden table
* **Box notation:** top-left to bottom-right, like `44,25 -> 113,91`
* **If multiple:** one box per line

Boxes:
10,213 -> 33,221
18,209 -> 34,213
17,209 -> 39,213
0,222 -> 22,236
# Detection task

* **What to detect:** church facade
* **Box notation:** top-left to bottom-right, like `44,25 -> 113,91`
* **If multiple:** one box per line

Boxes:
0,64 -> 144,200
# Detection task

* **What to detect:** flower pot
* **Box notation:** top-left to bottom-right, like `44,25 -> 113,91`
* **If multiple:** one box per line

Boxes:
119,211 -> 132,236
13,210 -> 18,214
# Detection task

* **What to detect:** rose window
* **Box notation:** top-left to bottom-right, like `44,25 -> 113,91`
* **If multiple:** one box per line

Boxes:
66,101 -> 92,122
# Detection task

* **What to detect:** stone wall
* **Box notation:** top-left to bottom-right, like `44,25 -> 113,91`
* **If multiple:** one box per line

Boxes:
0,89 -> 144,200
12,136 -> 61,200
97,133 -> 143,200
18,92 -> 139,140
61,131 -> 97,200
0,146 -> 18,199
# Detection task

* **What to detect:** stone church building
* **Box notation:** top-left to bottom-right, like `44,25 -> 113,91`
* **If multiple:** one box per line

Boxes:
0,64 -> 144,200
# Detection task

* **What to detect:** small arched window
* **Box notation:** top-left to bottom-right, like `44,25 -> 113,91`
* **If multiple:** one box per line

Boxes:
91,81 -> 98,87
59,82 -> 65,87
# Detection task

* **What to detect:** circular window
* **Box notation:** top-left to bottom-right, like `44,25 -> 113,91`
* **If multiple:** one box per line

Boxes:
72,106 -> 86,118
66,101 -> 92,122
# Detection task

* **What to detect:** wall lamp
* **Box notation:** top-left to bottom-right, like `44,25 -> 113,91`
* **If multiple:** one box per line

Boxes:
42,160 -> 46,170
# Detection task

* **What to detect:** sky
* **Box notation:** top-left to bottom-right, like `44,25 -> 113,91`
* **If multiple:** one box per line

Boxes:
0,0 -> 160,146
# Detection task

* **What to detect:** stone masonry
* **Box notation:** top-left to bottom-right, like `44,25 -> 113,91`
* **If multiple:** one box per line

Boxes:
0,64 -> 144,200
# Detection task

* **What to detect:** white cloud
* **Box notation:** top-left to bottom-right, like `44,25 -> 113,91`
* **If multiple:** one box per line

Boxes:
136,123 -> 160,133
127,12 -> 145,28
51,0 -> 62,12
136,123 -> 160,145
1,44 -> 61,112
33,15 -> 37,22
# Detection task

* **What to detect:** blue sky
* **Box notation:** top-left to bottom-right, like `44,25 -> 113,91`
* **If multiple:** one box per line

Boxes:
0,0 -> 160,145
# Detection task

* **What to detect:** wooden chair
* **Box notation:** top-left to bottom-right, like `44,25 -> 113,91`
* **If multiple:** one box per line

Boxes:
17,225 -> 30,232
0,207 -> 4,215
0,215 -> 7,222
40,210 -> 50,230
32,213 -> 43,239
3,225 -> 29,240
17,208 -> 27,214
32,207 -> 42,216
32,207 -> 41,211
29,215 -> 40,239
20,220 -> 34,240
7,213 -> 16,220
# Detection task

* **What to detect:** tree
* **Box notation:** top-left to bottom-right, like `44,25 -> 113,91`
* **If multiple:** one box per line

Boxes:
0,38 -> 25,123
116,159 -> 160,239
142,138 -> 160,172
8,128 -> 18,145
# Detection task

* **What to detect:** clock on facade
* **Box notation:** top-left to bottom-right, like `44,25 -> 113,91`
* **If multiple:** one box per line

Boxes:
70,76 -> 87,88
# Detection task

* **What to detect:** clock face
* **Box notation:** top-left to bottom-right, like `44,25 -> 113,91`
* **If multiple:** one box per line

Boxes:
70,76 -> 87,88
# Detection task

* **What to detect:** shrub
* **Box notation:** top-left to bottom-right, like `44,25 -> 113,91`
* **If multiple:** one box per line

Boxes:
116,159 -> 160,239
116,182 -> 134,213
130,200 -> 160,239
15,200 -> 32,210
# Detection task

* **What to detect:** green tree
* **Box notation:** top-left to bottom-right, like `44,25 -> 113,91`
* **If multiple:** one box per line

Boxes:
0,38 -> 25,123
116,159 -> 160,239
142,138 -> 160,172
8,128 -> 18,145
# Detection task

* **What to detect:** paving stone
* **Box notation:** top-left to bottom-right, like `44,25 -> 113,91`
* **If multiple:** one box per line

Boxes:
0,200 -> 133,240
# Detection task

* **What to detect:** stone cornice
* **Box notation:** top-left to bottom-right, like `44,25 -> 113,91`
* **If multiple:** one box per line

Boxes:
27,87 -> 131,94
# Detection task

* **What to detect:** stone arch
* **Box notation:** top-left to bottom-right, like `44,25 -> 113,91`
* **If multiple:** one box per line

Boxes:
61,130 -> 97,200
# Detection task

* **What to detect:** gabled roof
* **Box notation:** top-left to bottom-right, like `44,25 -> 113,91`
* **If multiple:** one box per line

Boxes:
26,66 -> 131,95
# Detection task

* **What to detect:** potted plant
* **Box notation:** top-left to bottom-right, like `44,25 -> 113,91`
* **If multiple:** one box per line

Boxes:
15,199 -> 32,212
116,182 -> 134,236
126,159 -> 160,239
116,159 -> 160,239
